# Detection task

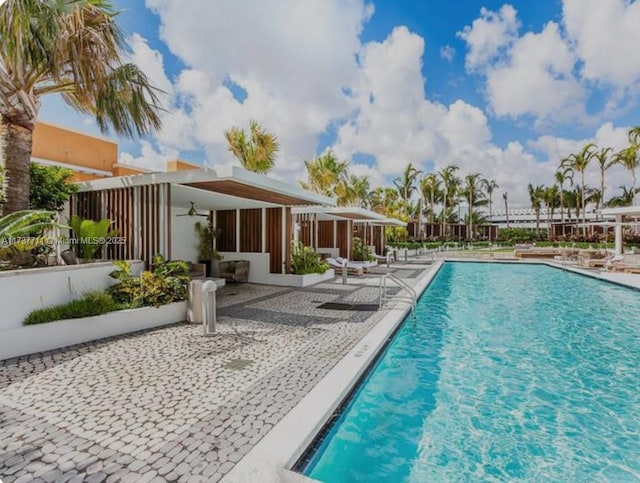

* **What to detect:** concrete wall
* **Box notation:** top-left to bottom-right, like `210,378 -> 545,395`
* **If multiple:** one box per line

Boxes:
170,209 -> 200,263
0,261 -> 144,331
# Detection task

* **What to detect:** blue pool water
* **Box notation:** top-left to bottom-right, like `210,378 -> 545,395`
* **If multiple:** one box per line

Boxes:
303,262 -> 640,482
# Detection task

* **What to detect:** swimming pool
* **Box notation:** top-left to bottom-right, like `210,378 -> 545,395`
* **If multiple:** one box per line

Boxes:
301,262 -> 640,482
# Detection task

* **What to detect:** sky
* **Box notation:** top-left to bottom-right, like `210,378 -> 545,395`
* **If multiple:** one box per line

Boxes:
38,0 -> 640,208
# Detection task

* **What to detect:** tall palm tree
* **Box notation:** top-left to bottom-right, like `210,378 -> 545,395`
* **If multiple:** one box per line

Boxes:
462,173 -> 485,239
419,174 -> 442,224
393,163 -> 422,217
554,167 -> 573,224
561,143 -> 597,233
224,120 -> 279,174
348,175 -> 371,208
594,147 -> 613,216
543,185 -> 559,239
482,178 -> 498,241
0,0 -> 162,214
439,165 -> 459,238
299,150 -> 349,196
503,192 -> 509,228
528,183 -> 544,236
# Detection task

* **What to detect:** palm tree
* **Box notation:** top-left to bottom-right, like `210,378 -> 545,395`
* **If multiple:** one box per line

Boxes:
393,163 -> 422,217
0,0 -> 162,214
224,120 -> 279,174
503,192 -> 509,228
612,129 -> 639,206
439,165 -> 459,238
482,179 -> 498,241
594,147 -> 613,216
462,173 -> 485,239
606,186 -> 638,208
561,143 -> 597,233
300,150 -> 349,196
554,167 -> 573,224
420,174 -> 442,224
543,185 -> 559,239
349,175 -> 371,208
528,183 -> 545,236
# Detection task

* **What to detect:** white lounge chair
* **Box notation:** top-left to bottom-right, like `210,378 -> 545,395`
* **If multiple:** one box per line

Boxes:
326,257 -> 364,276
336,257 -> 377,272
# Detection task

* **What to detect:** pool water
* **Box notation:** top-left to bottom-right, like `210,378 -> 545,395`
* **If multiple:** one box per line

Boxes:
303,262 -> 640,482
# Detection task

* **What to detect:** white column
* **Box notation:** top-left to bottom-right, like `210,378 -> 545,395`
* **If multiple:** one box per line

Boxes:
158,184 -> 166,257
236,209 -> 240,253
261,208 -> 267,253
347,221 -> 352,259
615,215 -> 623,255
133,186 -> 140,259
213,210 -> 217,252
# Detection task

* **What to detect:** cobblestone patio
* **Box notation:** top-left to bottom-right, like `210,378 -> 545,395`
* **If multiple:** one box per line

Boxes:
0,261 -> 433,483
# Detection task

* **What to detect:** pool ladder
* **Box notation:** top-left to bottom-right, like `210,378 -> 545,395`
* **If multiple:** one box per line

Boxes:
378,273 -> 417,325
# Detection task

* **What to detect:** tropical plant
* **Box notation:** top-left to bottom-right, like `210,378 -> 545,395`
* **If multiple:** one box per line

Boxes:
194,219 -> 221,261
561,143 -> 597,233
69,215 -> 117,260
393,163 -> 422,217
420,174 -> 442,223
606,186 -> 638,208
483,179 -> 498,241
542,185 -> 559,239
349,175 -> 371,208
439,165 -> 460,238
0,0 -> 162,214
29,164 -> 79,211
300,151 -> 349,196
528,183 -> 545,235
613,144 -> 639,206
108,255 -> 190,308
593,147 -> 613,214
224,120 -> 279,174
290,242 -> 329,275
461,173 -> 486,238
554,167 -> 573,223
0,209 -> 58,243
352,236 -> 375,262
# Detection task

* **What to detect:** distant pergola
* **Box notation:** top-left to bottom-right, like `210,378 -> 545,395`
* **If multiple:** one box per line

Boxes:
599,206 -> 640,255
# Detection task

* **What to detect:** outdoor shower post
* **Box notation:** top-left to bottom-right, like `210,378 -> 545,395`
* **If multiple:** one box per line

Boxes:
202,280 -> 218,336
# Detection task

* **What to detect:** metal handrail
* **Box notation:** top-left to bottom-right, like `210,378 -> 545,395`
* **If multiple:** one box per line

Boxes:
379,273 -> 417,324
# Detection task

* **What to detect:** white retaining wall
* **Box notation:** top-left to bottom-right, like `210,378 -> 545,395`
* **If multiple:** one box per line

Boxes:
0,261 -> 144,331
0,301 -> 187,361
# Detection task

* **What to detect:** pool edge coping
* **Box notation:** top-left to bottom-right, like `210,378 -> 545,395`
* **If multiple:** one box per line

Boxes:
221,260 -> 444,483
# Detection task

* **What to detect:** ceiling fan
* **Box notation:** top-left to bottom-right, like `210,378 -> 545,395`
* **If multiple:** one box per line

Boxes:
176,202 -> 209,217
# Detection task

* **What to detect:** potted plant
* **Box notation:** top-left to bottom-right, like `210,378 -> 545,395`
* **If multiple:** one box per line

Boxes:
194,219 -> 221,276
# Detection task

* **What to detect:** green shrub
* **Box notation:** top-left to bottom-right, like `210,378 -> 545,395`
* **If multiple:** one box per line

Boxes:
24,291 -> 124,325
291,242 -> 329,275
108,255 -> 191,308
352,237 -> 376,261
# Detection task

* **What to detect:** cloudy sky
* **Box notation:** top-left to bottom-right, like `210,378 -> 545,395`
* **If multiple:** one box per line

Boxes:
39,0 -> 640,207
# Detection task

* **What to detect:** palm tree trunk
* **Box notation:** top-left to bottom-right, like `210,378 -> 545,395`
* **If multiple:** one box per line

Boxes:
581,171 -> 586,236
600,169 -> 605,220
632,170 -> 637,206
442,190 -> 447,239
468,194 -> 472,240
489,196 -> 493,242
0,121 -> 33,215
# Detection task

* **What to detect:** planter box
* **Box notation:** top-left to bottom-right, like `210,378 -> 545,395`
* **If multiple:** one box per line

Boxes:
0,301 -> 187,361
267,269 -> 335,287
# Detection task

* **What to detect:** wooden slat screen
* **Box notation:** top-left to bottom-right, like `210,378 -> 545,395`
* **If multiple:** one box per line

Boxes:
317,221 -> 334,248
297,213 -> 312,246
336,220 -> 350,259
285,207 -> 292,274
216,210 -> 236,252
240,208 -> 262,252
266,207 -> 282,273
373,226 -> 384,256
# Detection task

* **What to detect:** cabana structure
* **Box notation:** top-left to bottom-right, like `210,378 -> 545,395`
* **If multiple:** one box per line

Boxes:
72,166 -> 334,285
355,217 -> 407,257
291,206 -> 388,259
599,206 -> 640,255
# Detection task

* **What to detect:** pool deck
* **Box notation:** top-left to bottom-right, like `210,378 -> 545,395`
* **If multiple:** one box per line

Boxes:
0,260 -> 434,483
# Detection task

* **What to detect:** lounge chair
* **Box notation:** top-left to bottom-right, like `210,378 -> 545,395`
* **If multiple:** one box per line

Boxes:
326,257 -> 364,276
336,257 -> 377,273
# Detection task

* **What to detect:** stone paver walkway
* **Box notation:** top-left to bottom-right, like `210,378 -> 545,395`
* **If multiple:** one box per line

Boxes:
0,261 -> 433,483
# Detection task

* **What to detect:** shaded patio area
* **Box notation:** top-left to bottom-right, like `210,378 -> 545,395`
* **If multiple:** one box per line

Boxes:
0,261 -> 434,483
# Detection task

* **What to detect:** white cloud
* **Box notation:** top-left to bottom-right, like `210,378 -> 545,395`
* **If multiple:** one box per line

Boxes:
456,5 -> 519,71
439,45 -> 455,62
118,140 -> 178,171
563,0 -> 640,88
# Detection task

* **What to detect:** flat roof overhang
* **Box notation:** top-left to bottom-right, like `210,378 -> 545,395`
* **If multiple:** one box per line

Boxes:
76,165 -> 335,207
599,206 -> 640,217
292,206 -> 387,221
361,217 -> 407,227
